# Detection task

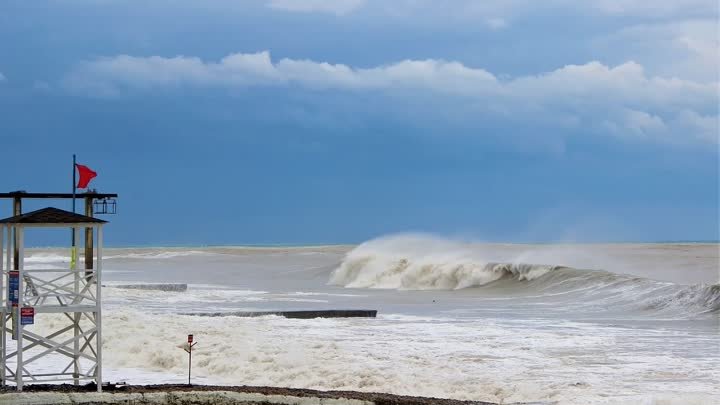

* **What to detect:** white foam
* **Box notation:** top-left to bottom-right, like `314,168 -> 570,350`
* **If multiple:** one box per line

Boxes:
105,250 -> 214,260
25,253 -> 71,264
21,308 -> 716,405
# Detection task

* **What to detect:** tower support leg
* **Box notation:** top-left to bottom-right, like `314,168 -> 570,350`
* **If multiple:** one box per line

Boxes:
85,197 -> 94,281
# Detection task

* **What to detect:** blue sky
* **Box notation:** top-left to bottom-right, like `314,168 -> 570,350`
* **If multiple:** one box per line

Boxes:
0,0 -> 718,246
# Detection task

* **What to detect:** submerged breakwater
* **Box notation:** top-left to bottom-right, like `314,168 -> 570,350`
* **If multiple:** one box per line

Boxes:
185,309 -> 377,318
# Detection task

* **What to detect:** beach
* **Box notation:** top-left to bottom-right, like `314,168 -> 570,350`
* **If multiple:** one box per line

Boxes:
0,383 -> 502,405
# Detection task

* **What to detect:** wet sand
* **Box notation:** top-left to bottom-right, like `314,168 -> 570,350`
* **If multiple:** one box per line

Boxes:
0,383 -> 502,405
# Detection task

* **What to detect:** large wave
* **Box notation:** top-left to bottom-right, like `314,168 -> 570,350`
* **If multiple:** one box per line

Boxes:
329,235 -> 720,315
329,234 -> 574,289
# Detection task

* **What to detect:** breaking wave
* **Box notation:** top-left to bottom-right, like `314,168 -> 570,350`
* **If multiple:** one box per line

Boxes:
329,235 -> 572,290
329,235 -> 720,315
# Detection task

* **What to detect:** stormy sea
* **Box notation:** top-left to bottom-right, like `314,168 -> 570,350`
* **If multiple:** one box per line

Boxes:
15,235 -> 720,404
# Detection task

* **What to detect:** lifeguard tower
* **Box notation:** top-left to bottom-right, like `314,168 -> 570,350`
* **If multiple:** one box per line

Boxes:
0,198 -> 111,391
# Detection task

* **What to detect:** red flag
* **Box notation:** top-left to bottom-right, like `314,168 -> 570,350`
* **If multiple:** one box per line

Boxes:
75,164 -> 97,189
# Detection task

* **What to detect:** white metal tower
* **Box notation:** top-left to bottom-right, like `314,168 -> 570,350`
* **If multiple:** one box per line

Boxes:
0,207 -> 105,391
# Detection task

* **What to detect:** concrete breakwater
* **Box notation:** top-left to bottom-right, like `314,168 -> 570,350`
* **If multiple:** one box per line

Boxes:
106,284 -> 189,292
184,310 -> 378,319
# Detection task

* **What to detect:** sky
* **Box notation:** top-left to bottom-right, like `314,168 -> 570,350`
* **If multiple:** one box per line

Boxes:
0,0 -> 718,246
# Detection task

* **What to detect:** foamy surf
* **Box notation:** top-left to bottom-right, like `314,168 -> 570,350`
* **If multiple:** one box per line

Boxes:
17,308 -> 717,405
24,249 -> 215,263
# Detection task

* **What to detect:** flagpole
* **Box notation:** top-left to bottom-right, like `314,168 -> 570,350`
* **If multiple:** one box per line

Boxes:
72,154 -> 76,214
71,154 -> 76,269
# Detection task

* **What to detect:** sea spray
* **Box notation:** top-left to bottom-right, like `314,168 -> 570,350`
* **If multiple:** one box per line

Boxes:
329,234 -> 720,315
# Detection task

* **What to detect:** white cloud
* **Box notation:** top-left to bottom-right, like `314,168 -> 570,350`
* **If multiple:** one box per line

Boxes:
65,51 -> 500,95
604,108 -> 718,144
267,0 -> 365,15
671,110 -> 720,144
598,19 -> 720,82
64,51 -> 719,144
622,109 -> 668,136
507,61 -> 714,111
0,72 -> 5,81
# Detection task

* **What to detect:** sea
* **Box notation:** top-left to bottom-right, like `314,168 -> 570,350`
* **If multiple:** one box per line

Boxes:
12,234 -> 720,404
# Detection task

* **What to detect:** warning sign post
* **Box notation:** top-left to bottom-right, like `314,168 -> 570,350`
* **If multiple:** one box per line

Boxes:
182,334 -> 197,385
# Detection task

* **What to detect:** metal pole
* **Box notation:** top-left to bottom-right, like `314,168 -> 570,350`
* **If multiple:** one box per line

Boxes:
184,336 -> 196,385
3,226 -> 9,373
72,154 -> 77,214
4,226 -> 9,283
0,224 -> 4,387
73,226 -> 80,386
96,225 -> 103,392
16,227 -> 24,391
72,155 -> 76,268
85,197 -> 94,281
12,198 -> 20,270
7,226 -> 15,342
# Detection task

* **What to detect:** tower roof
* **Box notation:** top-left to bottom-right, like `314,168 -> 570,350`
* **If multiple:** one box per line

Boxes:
0,207 -> 107,224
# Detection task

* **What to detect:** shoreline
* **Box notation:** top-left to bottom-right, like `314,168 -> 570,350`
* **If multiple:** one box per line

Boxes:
0,383 -> 503,405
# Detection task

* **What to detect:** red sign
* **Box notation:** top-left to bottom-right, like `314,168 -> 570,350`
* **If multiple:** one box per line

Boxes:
21,307 -> 35,325
187,334 -> 193,344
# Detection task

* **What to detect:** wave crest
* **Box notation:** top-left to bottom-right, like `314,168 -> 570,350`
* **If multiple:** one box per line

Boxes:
331,255 -> 563,290
329,234 -> 720,316
329,235 -> 565,290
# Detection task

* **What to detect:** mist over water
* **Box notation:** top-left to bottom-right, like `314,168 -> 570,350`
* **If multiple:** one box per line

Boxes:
12,235 -> 720,404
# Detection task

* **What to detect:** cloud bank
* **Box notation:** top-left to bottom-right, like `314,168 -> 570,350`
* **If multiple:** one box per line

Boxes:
264,0 -> 717,19
267,0 -> 365,15
64,51 -> 719,144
